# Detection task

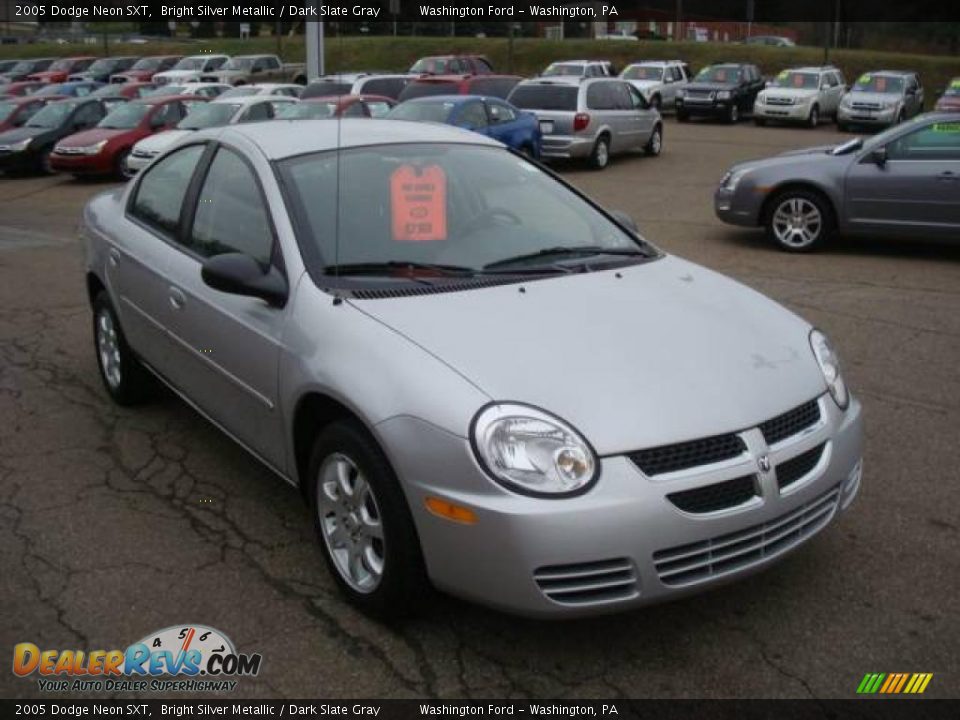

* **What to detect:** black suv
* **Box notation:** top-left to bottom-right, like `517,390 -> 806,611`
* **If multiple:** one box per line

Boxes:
677,63 -> 765,123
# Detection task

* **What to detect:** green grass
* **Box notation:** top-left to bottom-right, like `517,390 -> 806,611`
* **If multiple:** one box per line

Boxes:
3,36 -> 959,96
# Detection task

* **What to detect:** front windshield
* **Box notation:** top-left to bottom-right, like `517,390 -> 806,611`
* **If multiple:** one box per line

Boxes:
87,59 -> 116,73
178,103 -> 238,129
276,102 -> 337,119
0,102 -> 17,122
622,66 -> 663,81
99,102 -> 150,129
33,84 -> 65,97
943,78 -> 960,97
695,66 -> 741,83
387,101 -> 455,123
27,101 -> 77,128
771,72 -> 819,89
219,86 -> 258,98
10,61 -> 35,73
853,74 -> 904,94
543,63 -> 585,77
223,57 -> 255,71
409,58 -> 451,74
148,85 -> 186,96
278,144 -> 648,278
172,57 -> 204,71
49,59 -> 75,72
131,57 -> 161,71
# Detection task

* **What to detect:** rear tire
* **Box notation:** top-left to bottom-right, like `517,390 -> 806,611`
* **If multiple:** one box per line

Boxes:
588,135 -> 610,170
39,148 -> 54,175
644,125 -> 662,156
114,149 -> 131,181
764,189 -> 835,253
92,291 -> 153,405
807,105 -> 820,128
308,420 -> 429,619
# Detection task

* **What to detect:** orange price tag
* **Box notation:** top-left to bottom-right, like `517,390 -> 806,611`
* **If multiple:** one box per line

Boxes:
876,77 -> 886,92
390,164 -> 448,242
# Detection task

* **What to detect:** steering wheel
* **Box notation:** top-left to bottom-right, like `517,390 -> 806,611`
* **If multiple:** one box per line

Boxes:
461,208 -> 522,236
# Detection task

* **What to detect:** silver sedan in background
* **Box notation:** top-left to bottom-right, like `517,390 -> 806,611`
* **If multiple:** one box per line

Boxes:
82,120 -> 862,618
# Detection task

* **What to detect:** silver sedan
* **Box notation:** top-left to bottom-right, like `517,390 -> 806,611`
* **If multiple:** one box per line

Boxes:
82,120 -> 863,618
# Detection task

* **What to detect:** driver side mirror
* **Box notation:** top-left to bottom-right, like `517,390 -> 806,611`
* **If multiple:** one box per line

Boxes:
609,209 -> 639,233
869,147 -> 887,167
201,253 -> 288,307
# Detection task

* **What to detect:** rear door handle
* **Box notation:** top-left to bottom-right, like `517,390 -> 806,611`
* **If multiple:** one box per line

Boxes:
168,286 -> 186,310
937,171 -> 957,182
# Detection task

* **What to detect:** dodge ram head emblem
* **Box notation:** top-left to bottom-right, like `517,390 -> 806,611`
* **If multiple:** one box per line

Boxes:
758,455 -> 772,473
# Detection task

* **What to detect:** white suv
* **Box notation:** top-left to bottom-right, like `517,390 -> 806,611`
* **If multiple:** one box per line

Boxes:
620,60 -> 692,112
540,60 -> 616,80
754,66 -> 847,127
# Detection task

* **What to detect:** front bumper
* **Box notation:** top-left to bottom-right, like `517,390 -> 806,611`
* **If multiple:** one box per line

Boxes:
125,151 -> 155,173
714,184 -> 764,227
540,134 -> 595,160
677,98 -> 735,117
50,150 -> 115,175
754,102 -> 815,122
380,394 -> 863,618
837,106 -> 897,126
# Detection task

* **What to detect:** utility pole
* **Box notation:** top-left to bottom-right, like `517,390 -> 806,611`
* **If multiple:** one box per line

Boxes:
275,20 -> 282,58
675,0 -> 682,41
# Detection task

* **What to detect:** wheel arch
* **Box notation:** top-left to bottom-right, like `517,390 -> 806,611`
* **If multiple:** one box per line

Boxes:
86,271 -> 106,308
759,181 -> 838,228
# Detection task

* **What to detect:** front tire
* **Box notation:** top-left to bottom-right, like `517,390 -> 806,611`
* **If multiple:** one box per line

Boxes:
765,189 -> 835,253
92,291 -> 153,405
588,134 -> 610,170
726,103 -> 740,123
308,420 -> 429,619
115,149 -> 131,181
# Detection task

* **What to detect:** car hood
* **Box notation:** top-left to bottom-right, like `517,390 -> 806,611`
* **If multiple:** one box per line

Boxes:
845,91 -> 900,105
760,87 -> 818,100
156,70 -> 201,81
351,255 -> 826,454
625,79 -> 662,90
57,128 -> 128,146
135,129 -> 190,152
0,126 -> 53,145
934,96 -> 960,110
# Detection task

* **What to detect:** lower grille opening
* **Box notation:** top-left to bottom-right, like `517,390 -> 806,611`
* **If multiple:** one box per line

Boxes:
777,444 -> 826,490
667,475 -> 757,514
534,558 -> 638,606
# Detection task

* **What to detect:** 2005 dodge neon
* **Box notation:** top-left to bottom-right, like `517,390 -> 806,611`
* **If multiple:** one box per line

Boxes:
81,119 -> 863,618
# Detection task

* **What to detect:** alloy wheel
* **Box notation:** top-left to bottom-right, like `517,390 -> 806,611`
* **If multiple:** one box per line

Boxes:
772,197 -> 823,249
96,308 -> 122,390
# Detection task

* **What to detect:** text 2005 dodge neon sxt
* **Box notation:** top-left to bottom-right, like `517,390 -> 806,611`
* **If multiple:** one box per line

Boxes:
81,120 -> 862,618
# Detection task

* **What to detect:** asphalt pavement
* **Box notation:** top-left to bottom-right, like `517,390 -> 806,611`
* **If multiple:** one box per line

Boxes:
1,117 -> 957,699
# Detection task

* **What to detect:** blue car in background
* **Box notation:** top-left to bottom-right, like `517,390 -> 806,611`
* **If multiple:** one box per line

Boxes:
387,94 -> 542,159
31,81 -> 104,99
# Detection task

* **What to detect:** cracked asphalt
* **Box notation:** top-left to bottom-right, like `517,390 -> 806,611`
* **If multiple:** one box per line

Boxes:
1,119 -> 957,700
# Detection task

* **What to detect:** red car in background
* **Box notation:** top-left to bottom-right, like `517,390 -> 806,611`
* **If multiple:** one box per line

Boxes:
0,96 -> 50,132
397,74 -> 524,102
50,95 -> 202,179
934,77 -> 960,112
409,55 -> 494,75
110,55 -> 183,84
0,81 -> 46,98
28,57 -> 97,84
91,82 -> 156,100
276,94 -> 396,120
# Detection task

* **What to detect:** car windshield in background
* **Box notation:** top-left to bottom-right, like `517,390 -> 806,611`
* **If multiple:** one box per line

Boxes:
695,67 -> 741,83
220,87 -> 259,98
49,59 -> 74,71
945,80 -> 960,96
147,85 -> 187,96
223,58 -> 255,71
772,72 -> 819,89
276,102 -> 336,119
172,58 -> 204,71
302,82 -> 352,98
87,59 -> 117,73
0,102 -> 17,122
130,57 -> 161,70
387,101 -> 455,123
178,103 -> 238,129
9,61 -> 35,73
277,143 -> 647,278
401,82 -> 459,100
98,102 -> 150,129
854,74 -> 904,93
409,58 -> 451,74
509,85 -> 579,111
26,101 -> 77,128
543,63 -> 584,77
622,66 -> 663,81
33,85 -> 66,97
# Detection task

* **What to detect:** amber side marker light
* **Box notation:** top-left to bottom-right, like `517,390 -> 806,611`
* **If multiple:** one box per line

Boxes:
425,497 -> 477,525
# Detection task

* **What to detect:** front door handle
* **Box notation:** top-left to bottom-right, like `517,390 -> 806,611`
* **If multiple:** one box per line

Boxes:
108,248 -> 120,267
168,286 -> 186,310
937,171 -> 957,182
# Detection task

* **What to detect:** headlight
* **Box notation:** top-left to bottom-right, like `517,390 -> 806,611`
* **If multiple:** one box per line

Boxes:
720,167 -> 748,191
755,94 -> 766,105
716,90 -> 731,100
840,96 -> 853,108
10,137 -> 32,152
83,140 -> 108,155
676,88 -> 685,98
810,329 -> 849,410
471,403 -> 598,497
883,100 -> 898,110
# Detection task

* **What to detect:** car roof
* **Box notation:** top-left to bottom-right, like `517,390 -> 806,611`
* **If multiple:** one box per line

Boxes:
233,54 -> 274,59
520,77 -> 583,86
210,118 -> 499,159
869,70 -> 916,77
404,94 -> 478,104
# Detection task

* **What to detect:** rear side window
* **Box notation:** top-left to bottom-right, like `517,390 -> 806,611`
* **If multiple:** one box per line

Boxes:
586,83 -> 617,111
508,85 -> 579,111
131,145 -> 205,237
302,81 -> 352,98
469,77 -> 520,99
398,81 -> 459,101
240,102 -> 272,123
364,100 -> 392,118
187,148 -> 273,264
361,78 -> 407,99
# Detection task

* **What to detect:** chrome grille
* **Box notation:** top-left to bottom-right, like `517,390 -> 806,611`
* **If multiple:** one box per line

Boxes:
667,475 -> 757,514
132,149 -> 158,159
653,485 -> 841,587
765,96 -> 795,106
851,101 -> 881,110
629,434 -> 746,476
777,443 -> 826,490
759,399 -> 821,445
534,558 -> 638,605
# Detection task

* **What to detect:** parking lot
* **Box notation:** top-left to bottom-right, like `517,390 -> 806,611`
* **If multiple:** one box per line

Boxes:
1,117 -> 958,699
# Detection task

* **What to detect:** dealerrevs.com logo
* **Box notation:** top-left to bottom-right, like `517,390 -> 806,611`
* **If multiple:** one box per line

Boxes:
13,625 -> 262,693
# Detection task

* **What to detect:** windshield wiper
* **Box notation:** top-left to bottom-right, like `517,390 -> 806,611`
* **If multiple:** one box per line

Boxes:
483,245 -> 646,271
325,261 -> 480,279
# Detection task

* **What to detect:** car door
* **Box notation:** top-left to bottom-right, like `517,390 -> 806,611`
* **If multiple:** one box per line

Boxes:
586,82 -> 622,149
844,120 -> 960,232
624,83 -> 654,147
483,99 -> 521,147
905,75 -> 922,116
454,100 -> 489,136
160,144 -> 287,468
116,144 -> 208,373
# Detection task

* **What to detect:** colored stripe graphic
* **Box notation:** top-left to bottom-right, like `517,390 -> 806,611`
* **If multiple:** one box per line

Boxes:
857,673 -> 933,694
